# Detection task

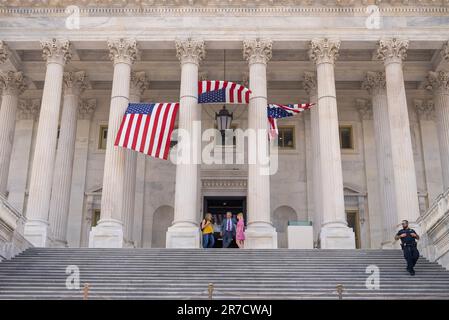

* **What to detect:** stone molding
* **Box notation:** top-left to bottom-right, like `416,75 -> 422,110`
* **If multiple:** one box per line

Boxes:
309,38 -> 340,65
243,39 -> 273,65
0,71 -> 27,96
202,178 -> 247,190
108,38 -> 138,65
175,38 -> 205,65
2,2 -> 449,17
41,38 -> 72,65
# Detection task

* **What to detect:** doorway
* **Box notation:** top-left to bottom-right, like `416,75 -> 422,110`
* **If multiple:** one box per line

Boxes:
346,210 -> 361,249
203,196 -> 246,248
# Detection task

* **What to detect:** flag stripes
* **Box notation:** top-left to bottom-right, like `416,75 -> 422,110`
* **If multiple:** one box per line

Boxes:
115,103 -> 179,160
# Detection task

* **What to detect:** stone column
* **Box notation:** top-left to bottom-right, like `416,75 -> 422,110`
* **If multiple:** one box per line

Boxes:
122,71 -> 149,247
7,99 -> 40,213
48,71 -> 89,247
303,71 -> 321,244
66,98 -> 96,247
0,71 -> 27,196
166,39 -> 205,248
356,98 -> 382,248
308,38 -> 355,249
362,71 -> 398,248
415,99 -> 443,204
377,38 -> 420,231
89,38 -> 137,248
242,39 -> 277,248
426,70 -> 449,190
24,39 -> 71,247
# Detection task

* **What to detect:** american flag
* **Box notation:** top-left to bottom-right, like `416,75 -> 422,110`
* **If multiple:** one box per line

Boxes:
198,80 -> 251,104
114,103 -> 179,160
267,103 -> 313,139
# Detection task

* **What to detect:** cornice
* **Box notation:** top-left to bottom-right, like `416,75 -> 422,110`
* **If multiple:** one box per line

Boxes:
1,2 -> 449,17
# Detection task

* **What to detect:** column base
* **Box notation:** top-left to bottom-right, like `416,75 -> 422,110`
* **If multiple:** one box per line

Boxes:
88,219 -> 124,248
166,222 -> 200,248
319,223 -> 356,249
245,222 -> 278,249
24,220 -> 50,247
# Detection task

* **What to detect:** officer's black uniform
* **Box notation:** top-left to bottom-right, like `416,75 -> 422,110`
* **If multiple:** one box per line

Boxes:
396,228 -> 419,275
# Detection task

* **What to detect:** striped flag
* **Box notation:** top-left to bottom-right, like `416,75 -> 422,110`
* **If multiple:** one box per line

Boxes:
267,103 -> 313,139
198,80 -> 251,104
114,103 -> 179,160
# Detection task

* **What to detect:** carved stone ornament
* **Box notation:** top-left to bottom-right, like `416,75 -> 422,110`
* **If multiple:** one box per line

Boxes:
243,38 -> 273,65
41,38 -> 72,65
78,98 -> 97,120
17,99 -> 40,120
426,70 -> 449,94
303,71 -> 317,96
108,38 -> 138,65
130,71 -> 150,98
362,71 -> 386,96
0,71 -> 27,96
175,38 -> 206,65
308,38 -> 340,65
63,70 -> 90,95
376,38 -> 409,64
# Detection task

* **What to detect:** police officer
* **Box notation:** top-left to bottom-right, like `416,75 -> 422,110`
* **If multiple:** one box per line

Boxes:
394,220 -> 420,276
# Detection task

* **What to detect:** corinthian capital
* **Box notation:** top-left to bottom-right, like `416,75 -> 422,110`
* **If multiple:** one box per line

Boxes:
175,38 -> 205,65
243,39 -> 272,65
362,71 -> 386,96
130,71 -> 150,99
17,99 -> 40,120
78,98 -> 97,120
0,41 -> 10,64
303,71 -> 317,96
426,71 -> 449,95
415,100 -> 435,121
440,41 -> 449,62
376,38 -> 409,64
41,38 -> 72,65
309,38 -> 340,65
63,71 -> 90,96
0,71 -> 28,96
356,99 -> 373,120
108,38 -> 138,65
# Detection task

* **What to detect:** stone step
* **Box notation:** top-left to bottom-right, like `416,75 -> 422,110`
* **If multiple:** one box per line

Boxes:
1,248 -> 448,300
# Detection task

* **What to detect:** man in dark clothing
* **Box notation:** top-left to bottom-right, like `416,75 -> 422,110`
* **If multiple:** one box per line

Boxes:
220,212 -> 236,248
395,220 -> 420,276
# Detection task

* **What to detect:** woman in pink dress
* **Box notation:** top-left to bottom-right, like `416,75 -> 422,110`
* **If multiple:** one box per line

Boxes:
236,212 -> 245,249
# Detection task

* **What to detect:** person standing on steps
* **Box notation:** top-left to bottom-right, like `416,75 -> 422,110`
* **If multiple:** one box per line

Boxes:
220,211 -> 236,248
236,212 -> 245,249
395,220 -> 420,276
201,213 -> 215,248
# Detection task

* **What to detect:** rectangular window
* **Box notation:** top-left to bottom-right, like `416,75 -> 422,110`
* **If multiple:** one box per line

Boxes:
339,125 -> 353,149
92,209 -> 101,227
278,126 -> 295,149
98,125 -> 108,150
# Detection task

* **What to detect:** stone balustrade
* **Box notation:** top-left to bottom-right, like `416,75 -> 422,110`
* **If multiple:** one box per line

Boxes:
0,193 -> 31,260
418,188 -> 449,270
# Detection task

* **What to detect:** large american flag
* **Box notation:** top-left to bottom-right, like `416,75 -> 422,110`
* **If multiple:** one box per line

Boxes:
198,80 -> 251,104
114,103 -> 179,160
267,103 -> 313,139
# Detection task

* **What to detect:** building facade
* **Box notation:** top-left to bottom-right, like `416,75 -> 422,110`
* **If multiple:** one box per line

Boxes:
1,0 -> 449,254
